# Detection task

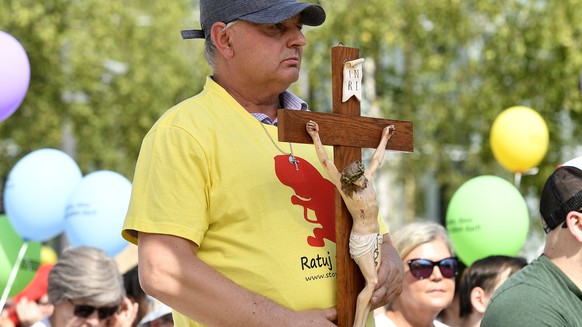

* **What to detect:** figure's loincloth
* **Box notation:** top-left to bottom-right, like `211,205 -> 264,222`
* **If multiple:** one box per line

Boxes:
349,233 -> 383,264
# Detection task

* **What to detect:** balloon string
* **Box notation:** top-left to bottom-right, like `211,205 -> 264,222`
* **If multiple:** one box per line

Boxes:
514,172 -> 522,189
0,241 -> 29,310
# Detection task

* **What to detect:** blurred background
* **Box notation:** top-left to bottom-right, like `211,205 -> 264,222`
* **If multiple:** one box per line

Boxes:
1,0 -> 582,268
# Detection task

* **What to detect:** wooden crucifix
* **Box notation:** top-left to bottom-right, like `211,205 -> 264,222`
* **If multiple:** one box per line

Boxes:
278,45 -> 413,327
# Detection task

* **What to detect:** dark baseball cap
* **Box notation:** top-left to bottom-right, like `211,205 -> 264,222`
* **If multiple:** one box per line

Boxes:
181,0 -> 326,40
539,165 -> 582,233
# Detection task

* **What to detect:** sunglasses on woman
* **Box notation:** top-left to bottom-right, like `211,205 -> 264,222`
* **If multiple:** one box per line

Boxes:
406,257 -> 459,280
70,300 -> 119,320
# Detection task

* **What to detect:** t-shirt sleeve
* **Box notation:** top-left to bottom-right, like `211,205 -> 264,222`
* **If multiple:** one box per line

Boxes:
122,124 -> 210,246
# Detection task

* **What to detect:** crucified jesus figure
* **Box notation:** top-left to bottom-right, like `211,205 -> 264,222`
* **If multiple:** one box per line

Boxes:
306,120 -> 395,327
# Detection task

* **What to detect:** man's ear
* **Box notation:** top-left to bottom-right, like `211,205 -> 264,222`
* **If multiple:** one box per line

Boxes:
470,287 -> 488,314
566,211 -> 582,242
209,22 -> 234,58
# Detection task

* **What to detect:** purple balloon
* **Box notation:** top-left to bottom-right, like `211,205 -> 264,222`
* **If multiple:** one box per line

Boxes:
0,31 -> 30,122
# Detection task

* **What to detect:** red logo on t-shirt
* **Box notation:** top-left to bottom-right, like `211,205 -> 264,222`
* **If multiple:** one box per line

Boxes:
274,155 -> 336,247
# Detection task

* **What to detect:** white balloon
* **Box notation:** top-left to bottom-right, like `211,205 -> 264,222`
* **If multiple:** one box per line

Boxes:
64,170 -> 131,257
562,155 -> 582,170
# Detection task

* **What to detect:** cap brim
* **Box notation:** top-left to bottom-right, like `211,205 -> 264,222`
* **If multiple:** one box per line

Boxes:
238,3 -> 326,26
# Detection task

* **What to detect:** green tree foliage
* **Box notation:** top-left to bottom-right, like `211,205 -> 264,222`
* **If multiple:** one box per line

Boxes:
0,0 -> 207,181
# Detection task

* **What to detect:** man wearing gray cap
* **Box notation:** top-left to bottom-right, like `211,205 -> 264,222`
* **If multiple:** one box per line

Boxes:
122,1 -> 403,326
482,165 -> 582,326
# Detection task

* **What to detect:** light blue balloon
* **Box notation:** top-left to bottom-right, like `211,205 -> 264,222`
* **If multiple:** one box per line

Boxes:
4,149 -> 82,242
64,170 -> 131,257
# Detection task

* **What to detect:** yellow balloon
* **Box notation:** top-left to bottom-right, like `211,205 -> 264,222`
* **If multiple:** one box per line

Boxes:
490,106 -> 549,173
40,245 -> 58,264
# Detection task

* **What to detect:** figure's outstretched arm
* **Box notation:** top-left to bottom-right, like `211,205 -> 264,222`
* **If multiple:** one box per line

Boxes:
306,120 -> 341,186
367,125 -> 395,177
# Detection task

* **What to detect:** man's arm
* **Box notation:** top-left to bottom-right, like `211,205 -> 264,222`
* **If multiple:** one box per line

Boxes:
370,233 -> 403,309
138,233 -> 338,327
367,125 -> 395,177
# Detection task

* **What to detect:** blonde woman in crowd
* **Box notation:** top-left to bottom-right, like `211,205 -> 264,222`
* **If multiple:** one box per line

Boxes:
375,221 -> 458,327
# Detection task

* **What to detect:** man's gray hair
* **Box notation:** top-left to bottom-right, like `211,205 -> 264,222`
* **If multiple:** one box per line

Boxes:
204,21 -> 238,68
47,246 -> 126,306
204,39 -> 217,68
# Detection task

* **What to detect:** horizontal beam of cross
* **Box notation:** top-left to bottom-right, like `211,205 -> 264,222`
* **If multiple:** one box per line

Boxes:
277,109 -> 413,152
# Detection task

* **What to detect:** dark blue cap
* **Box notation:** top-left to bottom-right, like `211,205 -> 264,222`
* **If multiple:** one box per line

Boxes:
181,0 -> 326,39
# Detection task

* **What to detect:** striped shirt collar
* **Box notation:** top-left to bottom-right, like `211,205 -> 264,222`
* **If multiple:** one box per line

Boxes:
251,91 -> 308,126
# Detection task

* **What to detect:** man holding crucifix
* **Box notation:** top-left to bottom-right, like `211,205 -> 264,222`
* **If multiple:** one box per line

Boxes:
122,0 -> 404,326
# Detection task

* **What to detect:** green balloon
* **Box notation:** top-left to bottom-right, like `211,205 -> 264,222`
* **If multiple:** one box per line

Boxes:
0,215 -> 41,297
445,176 -> 529,266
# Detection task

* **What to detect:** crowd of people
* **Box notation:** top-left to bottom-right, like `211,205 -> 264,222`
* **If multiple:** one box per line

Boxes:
0,247 -> 171,327
2,0 -> 582,326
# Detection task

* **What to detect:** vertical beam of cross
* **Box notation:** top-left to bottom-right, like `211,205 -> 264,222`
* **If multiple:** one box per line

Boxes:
278,45 -> 413,327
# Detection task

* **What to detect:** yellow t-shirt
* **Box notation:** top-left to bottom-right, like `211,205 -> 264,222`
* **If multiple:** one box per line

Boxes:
122,77 -> 387,326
